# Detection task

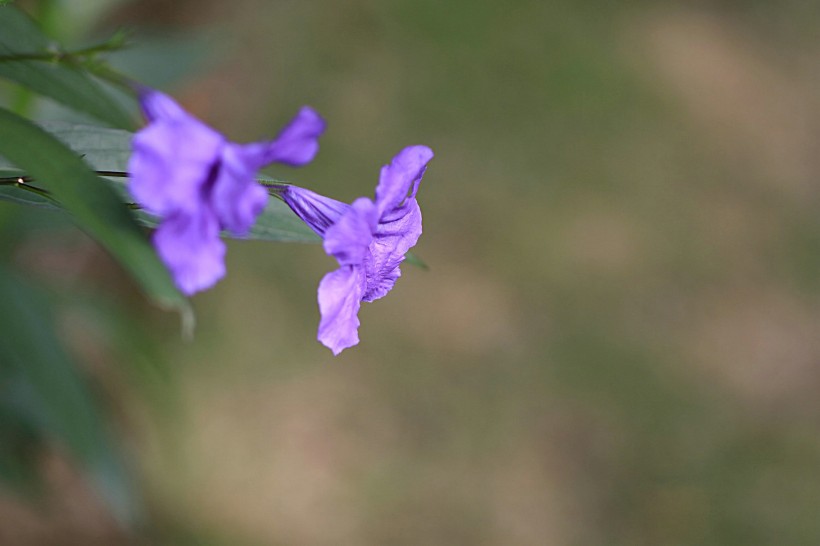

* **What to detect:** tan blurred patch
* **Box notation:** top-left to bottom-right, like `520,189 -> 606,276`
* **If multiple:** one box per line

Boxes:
394,265 -> 523,356
489,446 -> 569,545
688,186 -> 782,280
557,203 -> 643,276
331,63 -> 400,149
635,8 -> 820,197
687,285 -> 820,408
146,369 -> 406,545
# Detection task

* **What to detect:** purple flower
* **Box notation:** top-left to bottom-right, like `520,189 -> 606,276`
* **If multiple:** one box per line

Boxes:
272,145 -> 433,354
128,89 -> 325,295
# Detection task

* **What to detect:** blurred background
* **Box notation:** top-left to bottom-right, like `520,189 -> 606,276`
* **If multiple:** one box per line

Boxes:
2,0 -> 820,544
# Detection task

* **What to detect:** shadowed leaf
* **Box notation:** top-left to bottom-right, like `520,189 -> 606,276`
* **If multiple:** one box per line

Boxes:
0,108 -> 190,319
0,5 -> 135,129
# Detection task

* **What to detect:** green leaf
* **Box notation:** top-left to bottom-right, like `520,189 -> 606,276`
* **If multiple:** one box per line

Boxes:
38,122 -> 131,171
0,6 -> 135,129
249,197 -> 321,243
0,107 -> 190,320
0,185 -> 57,209
403,252 -> 428,270
0,266 -> 139,524
0,403 -> 42,498
108,30 -> 214,90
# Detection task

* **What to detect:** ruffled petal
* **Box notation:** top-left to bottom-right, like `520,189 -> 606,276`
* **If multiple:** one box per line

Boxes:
317,265 -> 367,355
363,198 -> 422,302
274,185 -> 350,236
210,143 -> 269,235
264,106 -> 326,166
374,145 -> 433,218
153,211 -> 226,296
323,197 -> 378,266
129,101 -> 223,216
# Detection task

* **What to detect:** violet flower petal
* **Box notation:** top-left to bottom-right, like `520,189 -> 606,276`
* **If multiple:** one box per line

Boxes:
129,113 -> 223,216
317,265 -> 367,355
323,198 -> 378,266
264,106 -> 326,166
210,143 -> 270,235
363,198 -> 422,302
374,145 -> 433,218
153,211 -> 226,296
138,87 -> 189,121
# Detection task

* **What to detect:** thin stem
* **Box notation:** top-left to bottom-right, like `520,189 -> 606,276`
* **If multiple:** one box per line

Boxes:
263,182 -> 289,202
0,176 -> 57,202
0,175 -> 34,184
0,173 -> 119,206
0,51 -> 65,63
0,31 -> 130,64
0,44 -> 126,64
0,171 -> 293,206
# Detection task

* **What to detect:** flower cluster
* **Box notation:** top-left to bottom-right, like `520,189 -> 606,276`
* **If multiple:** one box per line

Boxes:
129,88 -> 432,354
271,145 -> 433,354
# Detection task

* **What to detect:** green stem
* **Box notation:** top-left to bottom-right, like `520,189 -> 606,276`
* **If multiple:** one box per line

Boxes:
0,171 -> 286,209
261,182 -> 290,203
0,38 -> 130,64
0,175 -> 58,202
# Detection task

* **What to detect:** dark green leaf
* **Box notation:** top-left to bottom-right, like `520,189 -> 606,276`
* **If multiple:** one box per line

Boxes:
0,267 -> 139,523
0,6 -> 135,129
0,185 -> 57,209
0,107 -> 190,319
249,197 -> 321,243
0,403 -> 43,497
38,122 -> 131,171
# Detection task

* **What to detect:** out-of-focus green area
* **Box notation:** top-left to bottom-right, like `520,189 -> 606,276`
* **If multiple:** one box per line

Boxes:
3,0 -> 820,544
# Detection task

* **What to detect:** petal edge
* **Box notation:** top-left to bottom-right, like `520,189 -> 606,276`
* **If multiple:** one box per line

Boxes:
317,266 -> 367,355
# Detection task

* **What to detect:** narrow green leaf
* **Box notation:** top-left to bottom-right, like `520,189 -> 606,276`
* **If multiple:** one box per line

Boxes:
0,185 -> 57,209
38,122 -> 131,171
0,6 -> 135,129
403,252 -> 428,270
0,267 -> 139,524
249,197 -> 321,243
0,108 -> 190,319
0,403 -> 42,497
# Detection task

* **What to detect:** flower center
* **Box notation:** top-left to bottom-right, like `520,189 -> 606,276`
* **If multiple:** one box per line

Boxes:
200,159 -> 222,200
